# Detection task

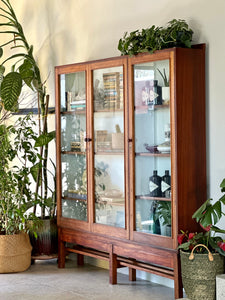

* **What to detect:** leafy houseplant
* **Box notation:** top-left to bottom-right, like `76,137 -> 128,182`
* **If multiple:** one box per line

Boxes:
157,68 -> 170,103
0,0 -> 56,258
0,0 -> 55,219
155,201 -> 171,236
0,114 -> 41,235
178,178 -> 225,255
178,178 -> 225,300
118,19 -> 193,56
0,114 -> 41,272
157,68 -> 169,87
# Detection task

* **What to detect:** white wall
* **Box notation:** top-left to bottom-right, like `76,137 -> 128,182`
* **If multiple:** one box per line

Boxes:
5,0 -> 225,287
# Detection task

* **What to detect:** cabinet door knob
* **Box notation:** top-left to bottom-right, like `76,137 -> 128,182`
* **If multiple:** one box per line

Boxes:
128,138 -> 132,142
84,137 -> 92,142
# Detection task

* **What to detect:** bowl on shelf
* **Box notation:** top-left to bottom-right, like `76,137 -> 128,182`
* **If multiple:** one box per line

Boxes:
157,141 -> 170,153
144,143 -> 159,153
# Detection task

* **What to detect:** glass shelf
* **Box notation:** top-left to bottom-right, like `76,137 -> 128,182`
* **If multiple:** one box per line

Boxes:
136,152 -> 170,157
94,108 -> 123,114
95,151 -> 124,156
61,110 -> 86,115
61,151 -> 86,155
136,195 -> 171,201
135,104 -> 169,112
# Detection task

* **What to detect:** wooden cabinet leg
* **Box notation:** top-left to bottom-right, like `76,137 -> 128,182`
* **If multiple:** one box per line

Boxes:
58,232 -> 66,268
77,254 -> 84,266
174,253 -> 183,299
109,245 -> 117,284
129,268 -> 136,281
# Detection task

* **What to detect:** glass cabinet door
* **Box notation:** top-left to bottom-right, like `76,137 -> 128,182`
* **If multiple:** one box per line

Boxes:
93,66 -> 125,228
133,59 -> 172,237
60,71 -> 87,221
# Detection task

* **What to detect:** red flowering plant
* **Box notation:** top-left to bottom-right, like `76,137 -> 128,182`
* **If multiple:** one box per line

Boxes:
178,178 -> 225,255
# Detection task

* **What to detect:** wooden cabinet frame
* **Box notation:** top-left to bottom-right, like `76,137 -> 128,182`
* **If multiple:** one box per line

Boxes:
55,44 -> 206,299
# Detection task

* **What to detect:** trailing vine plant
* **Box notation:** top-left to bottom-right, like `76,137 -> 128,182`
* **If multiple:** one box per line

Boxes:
118,19 -> 194,56
0,0 -> 55,218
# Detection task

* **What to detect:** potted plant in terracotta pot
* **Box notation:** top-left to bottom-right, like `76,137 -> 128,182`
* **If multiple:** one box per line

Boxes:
0,115 -> 41,273
178,178 -> 225,300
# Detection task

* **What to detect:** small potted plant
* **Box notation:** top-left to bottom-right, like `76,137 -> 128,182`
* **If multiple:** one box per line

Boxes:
155,201 -> 171,236
178,178 -> 225,300
0,114 -> 41,273
157,68 -> 170,104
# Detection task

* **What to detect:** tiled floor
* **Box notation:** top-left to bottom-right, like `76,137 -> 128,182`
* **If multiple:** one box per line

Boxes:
0,258 -> 179,300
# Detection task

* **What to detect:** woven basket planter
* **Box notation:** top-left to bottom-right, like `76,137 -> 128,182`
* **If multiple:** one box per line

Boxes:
0,233 -> 32,273
180,244 -> 224,300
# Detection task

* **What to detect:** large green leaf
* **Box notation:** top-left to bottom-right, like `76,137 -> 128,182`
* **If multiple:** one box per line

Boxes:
219,194 -> 225,205
192,198 -> 211,221
1,72 -> 22,111
210,225 -> 225,234
200,207 -> 213,227
0,47 -> 3,58
220,178 -> 225,192
34,131 -> 55,147
0,65 -> 5,89
19,59 -> 34,90
30,162 -> 42,185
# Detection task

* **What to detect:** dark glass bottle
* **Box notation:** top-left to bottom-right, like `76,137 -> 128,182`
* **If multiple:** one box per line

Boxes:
149,80 -> 162,105
152,202 -> 161,235
149,170 -> 162,197
161,170 -> 171,197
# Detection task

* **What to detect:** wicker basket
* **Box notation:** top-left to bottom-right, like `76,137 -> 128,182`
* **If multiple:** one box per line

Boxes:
180,244 -> 224,300
0,233 -> 32,273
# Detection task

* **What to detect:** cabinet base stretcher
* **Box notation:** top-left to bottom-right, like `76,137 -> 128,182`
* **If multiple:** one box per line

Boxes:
58,242 -> 183,298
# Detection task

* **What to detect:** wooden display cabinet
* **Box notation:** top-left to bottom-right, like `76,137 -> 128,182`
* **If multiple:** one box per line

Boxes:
55,44 -> 206,299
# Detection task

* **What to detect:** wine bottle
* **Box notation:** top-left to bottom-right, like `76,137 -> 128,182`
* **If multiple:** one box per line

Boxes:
149,170 -> 162,197
149,80 -> 162,105
161,170 -> 171,197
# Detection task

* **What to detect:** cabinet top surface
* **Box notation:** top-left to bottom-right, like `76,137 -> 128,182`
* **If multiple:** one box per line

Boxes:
55,44 -> 205,72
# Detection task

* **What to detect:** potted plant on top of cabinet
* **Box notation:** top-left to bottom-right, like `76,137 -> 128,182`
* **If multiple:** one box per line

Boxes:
118,19 -> 193,56
0,0 -> 57,258
178,178 -> 225,300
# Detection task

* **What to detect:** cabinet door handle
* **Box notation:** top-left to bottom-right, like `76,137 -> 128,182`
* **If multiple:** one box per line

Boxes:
84,137 -> 92,142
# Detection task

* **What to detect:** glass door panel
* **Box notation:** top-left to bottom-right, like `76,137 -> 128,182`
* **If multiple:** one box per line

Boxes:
93,66 -> 125,228
134,59 -> 172,237
60,72 -> 87,221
